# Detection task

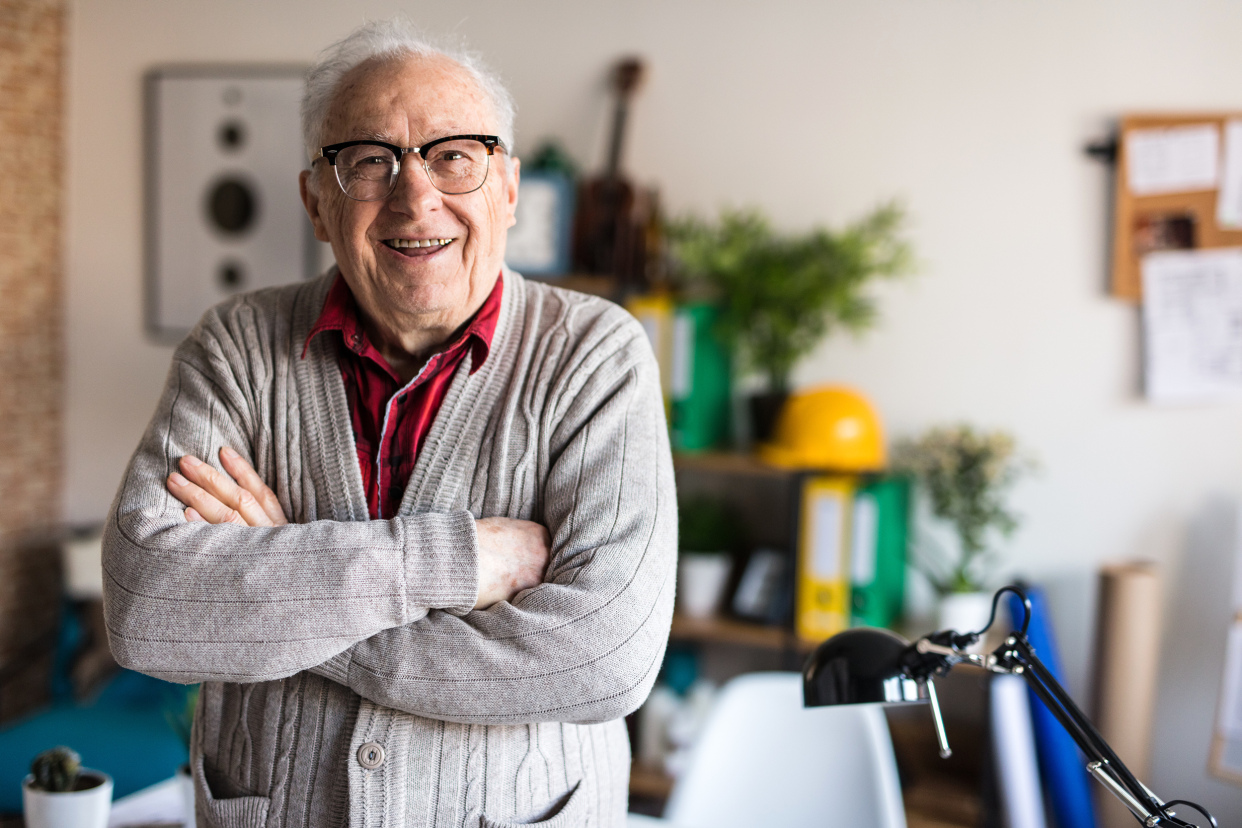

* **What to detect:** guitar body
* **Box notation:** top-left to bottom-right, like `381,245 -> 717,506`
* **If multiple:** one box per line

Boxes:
573,176 -> 635,276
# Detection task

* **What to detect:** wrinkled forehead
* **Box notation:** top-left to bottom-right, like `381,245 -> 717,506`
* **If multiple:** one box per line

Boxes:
323,54 -> 496,145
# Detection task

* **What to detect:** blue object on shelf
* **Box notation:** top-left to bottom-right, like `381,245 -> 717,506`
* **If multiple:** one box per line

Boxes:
1007,587 -> 1098,828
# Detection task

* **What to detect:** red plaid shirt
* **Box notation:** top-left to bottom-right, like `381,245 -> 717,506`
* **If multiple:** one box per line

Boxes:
303,273 -> 503,519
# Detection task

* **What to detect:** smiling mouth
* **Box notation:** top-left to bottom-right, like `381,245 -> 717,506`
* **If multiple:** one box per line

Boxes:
384,238 -> 456,250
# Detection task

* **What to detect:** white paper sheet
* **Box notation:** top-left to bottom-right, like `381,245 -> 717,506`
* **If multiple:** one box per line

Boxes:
1218,121 -> 1242,228
1141,248 -> 1242,403
1127,124 -> 1220,196
107,776 -> 186,827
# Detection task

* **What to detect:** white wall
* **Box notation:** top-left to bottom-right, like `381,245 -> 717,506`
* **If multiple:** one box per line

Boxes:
64,0 -> 1242,817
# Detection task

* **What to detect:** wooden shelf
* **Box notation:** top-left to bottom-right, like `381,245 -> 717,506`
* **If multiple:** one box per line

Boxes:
669,614 -> 817,652
628,762 -> 674,799
672,451 -> 791,477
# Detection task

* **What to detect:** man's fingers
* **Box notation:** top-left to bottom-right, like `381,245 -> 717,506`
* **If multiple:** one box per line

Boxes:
178,455 -> 273,527
168,471 -> 248,525
185,507 -> 205,522
219,446 -> 288,526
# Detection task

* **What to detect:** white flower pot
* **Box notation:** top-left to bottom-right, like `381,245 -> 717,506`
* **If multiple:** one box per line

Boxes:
937,591 -> 995,652
677,552 -> 732,619
23,770 -> 113,828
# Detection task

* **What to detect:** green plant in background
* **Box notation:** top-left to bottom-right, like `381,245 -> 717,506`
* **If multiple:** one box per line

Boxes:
678,497 -> 746,552
30,746 -> 81,793
166,683 -> 201,750
893,425 -> 1033,594
666,203 -> 912,394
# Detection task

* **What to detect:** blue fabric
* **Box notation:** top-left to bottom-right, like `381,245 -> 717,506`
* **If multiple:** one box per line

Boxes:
1007,588 -> 1098,828
0,670 -> 190,813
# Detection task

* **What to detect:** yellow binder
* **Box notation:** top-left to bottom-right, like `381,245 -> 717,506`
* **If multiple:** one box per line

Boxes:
796,475 -> 856,642
624,294 -> 675,404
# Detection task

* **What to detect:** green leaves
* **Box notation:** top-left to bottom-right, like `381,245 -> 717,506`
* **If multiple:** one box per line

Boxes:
893,425 -> 1034,594
667,203 -> 912,392
678,496 -> 747,552
165,684 -> 200,751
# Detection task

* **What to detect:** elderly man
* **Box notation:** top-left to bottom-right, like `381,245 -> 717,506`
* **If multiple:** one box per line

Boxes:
103,20 -> 675,828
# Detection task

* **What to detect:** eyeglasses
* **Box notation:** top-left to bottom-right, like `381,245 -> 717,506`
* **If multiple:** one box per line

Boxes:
314,134 -> 505,201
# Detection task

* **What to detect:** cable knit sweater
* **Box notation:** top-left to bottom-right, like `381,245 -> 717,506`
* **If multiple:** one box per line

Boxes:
102,269 -> 677,828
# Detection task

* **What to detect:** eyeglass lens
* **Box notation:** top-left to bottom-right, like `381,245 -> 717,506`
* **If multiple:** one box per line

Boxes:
333,140 -> 492,200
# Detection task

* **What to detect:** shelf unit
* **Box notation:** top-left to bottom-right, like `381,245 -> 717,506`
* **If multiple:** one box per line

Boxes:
669,613 -> 815,653
631,451 -> 806,811
671,450 -> 791,477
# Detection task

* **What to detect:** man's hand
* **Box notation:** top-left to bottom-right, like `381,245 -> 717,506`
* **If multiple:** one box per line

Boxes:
166,449 -> 550,608
167,447 -> 288,526
473,517 -> 550,609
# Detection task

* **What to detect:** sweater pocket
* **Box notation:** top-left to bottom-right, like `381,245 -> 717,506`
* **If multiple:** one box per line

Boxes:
479,781 -> 586,828
193,754 -> 271,828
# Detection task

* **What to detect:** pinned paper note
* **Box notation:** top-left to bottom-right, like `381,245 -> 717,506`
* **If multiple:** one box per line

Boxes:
1219,121 -> 1242,228
1141,248 -> 1242,403
1127,124 -> 1220,196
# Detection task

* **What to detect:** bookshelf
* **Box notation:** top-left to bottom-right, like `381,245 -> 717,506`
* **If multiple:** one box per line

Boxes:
671,450 -> 791,478
669,613 -> 816,652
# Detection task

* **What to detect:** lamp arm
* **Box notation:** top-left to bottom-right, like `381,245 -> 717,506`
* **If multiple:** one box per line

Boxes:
993,633 -> 1206,828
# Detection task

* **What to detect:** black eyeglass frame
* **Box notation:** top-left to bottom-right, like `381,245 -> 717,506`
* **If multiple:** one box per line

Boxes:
313,134 -> 506,199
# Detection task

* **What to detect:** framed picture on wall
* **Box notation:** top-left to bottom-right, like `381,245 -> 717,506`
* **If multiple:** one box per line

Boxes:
505,171 -> 575,277
145,65 -> 314,342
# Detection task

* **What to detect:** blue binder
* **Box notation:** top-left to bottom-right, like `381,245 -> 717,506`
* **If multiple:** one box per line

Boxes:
1007,588 -> 1098,828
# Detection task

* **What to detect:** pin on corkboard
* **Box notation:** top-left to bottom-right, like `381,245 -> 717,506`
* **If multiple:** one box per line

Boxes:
1111,113 -> 1242,301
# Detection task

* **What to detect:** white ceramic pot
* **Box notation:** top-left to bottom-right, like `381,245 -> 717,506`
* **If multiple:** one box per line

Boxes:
23,770 -> 113,828
937,591 -> 995,652
677,552 -> 732,619
177,762 -> 196,824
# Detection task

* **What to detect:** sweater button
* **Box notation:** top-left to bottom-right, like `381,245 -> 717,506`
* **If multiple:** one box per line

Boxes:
357,741 -> 385,769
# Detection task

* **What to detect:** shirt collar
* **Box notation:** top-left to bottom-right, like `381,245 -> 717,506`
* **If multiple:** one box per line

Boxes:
303,271 -> 503,377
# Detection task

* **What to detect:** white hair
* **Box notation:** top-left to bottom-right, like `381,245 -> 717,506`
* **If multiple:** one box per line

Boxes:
300,18 -> 516,161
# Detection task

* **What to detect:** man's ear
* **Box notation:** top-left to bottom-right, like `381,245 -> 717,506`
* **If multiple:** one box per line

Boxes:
504,156 -> 520,230
299,169 -> 331,242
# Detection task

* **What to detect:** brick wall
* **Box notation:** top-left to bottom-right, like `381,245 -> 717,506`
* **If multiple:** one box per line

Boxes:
0,0 -> 65,722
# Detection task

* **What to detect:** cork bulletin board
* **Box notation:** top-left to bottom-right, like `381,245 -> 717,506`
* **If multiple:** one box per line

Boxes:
0,0 -> 66,720
1111,113 -> 1242,301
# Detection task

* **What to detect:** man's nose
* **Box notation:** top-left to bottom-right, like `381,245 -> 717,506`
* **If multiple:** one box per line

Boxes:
386,154 -> 441,214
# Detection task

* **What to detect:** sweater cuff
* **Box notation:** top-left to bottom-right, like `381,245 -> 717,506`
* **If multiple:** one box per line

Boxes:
401,511 -> 479,614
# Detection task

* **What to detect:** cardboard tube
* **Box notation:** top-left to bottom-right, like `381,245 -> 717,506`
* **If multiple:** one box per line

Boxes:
1091,562 -> 1163,828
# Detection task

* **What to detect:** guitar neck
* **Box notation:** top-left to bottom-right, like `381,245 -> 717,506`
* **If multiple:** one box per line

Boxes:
603,58 -> 644,182
605,96 -> 630,181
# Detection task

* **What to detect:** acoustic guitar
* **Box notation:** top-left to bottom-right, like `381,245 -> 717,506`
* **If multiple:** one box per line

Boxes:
573,58 -> 657,290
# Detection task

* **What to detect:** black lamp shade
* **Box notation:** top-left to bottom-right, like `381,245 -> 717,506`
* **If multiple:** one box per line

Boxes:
803,627 -> 928,707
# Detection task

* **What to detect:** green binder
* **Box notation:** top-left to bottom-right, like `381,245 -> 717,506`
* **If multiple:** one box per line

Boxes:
670,303 -> 731,452
849,476 -> 910,628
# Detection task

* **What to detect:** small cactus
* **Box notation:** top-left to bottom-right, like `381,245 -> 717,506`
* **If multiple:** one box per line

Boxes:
30,747 -> 81,793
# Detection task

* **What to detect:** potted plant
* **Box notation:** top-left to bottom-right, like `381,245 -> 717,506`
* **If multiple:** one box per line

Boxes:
676,497 -> 746,619
23,746 -> 113,828
666,203 -> 912,441
893,425 -> 1033,636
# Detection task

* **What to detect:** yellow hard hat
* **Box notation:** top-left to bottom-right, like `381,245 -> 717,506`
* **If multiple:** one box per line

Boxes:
757,386 -> 886,471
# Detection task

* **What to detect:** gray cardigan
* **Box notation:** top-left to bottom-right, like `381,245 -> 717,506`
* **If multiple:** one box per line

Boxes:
102,270 -> 677,828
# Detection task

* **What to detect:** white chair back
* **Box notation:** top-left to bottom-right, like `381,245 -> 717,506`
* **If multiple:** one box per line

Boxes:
662,671 -> 906,828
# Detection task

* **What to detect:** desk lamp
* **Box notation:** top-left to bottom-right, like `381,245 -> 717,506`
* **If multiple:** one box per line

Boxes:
802,586 -> 1217,828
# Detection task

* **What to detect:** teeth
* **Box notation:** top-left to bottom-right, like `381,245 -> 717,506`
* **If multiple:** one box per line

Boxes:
387,238 -> 454,249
